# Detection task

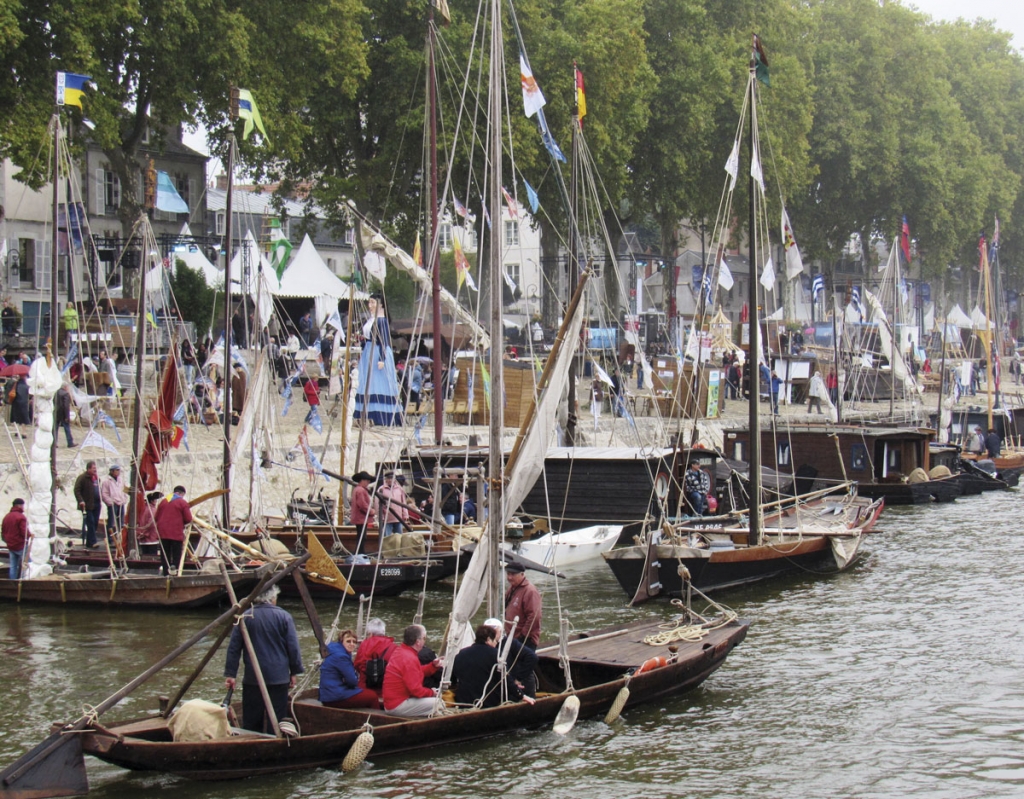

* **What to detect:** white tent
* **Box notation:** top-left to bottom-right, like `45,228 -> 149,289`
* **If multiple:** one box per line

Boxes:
146,224 -> 221,308
947,304 -> 974,328
275,234 -> 351,299
970,305 -> 990,331
228,230 -> 277,295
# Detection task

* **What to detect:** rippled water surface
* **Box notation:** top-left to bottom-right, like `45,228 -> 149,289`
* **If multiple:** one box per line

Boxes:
3,491 -> 1024,799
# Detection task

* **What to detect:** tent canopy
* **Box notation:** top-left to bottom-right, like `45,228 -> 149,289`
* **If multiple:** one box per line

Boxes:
228,231 -> 277,295
148,224 -> 220,291
275,234 -> 351,299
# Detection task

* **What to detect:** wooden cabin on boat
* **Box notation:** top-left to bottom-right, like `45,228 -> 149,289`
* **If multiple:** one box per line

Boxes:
723,424 -> 960,504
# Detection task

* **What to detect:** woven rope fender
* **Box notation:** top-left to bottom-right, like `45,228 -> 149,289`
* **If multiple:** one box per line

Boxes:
341,725 -> 375,773
604,681 -> 631,724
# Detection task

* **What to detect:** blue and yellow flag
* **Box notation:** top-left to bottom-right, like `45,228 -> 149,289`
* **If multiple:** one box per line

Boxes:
56,72 -> 92,109
237,89 -> 269,142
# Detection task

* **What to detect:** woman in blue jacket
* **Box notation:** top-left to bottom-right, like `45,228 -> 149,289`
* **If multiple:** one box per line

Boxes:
319,630 -> 379,709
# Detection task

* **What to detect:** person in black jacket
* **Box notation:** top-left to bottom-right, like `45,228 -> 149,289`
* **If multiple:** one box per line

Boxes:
452,625 -> 522,708
54,385 -> 74,447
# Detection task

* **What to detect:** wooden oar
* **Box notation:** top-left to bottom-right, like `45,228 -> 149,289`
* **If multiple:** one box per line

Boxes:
188,487 -> 229,508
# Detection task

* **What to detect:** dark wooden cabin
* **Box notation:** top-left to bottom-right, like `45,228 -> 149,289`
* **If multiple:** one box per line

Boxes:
723,424 -> 960,504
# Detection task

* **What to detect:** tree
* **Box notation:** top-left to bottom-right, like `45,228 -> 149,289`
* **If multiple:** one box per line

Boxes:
169,260 -> 217,338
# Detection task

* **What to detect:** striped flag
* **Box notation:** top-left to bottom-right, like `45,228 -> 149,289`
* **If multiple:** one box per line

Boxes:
812,274 -> 825,301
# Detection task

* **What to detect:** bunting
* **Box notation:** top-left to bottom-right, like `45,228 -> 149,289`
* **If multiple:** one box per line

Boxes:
900,216 -> 912,266
760,257 -> 777,291
781,207 -> 804,278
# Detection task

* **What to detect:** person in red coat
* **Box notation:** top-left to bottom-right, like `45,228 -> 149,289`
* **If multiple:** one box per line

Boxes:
2,498 -> 28,579
155,485 -> 193,576
504,561 -> 542,649
381,624 -> 441,716
353,617 -> 395,688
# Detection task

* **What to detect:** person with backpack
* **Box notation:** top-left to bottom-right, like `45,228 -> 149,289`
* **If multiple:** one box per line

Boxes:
353,617 -> 394,690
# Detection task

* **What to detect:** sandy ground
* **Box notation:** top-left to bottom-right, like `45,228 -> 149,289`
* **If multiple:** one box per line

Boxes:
0,359 -> 987,530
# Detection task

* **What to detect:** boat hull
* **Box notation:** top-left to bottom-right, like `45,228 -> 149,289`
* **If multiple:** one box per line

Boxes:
76,617 -> 749,780
855,474 -> 961,504
506,525 -> 622,567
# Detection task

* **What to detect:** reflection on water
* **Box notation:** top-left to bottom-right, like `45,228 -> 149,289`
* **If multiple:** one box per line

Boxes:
3,493 -> 1024,798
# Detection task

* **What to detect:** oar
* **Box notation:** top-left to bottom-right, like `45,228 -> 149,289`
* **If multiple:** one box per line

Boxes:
0,553 -> 310,797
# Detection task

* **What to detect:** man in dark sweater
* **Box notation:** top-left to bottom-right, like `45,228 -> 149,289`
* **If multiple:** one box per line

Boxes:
224,585 -> 304,733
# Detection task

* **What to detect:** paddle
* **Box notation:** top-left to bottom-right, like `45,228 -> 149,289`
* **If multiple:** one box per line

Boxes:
0,553 -> 310,799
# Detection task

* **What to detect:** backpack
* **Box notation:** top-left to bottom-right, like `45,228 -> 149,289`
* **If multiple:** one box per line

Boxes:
365,655 -> 387,689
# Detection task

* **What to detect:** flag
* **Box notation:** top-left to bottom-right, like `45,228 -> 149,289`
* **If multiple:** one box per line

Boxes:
812,274 -> 825,301
501,186 -> 518,219
62,342 -> 79,374
717,257 -> 734,290
991,217 -> 1000,262
155,171 -> 189,213
725,139 -> 739,191
268,217 -> 293,281
80,429 -> 120,455
503,267 -> 517,294
978,234 -> 988,273
575,64 -> 586,125
453,232 -> 470,288
900,216 -> 912,265
413,232 -> 422,266
96,410 -> 121,441
325,308 -> 342,331
145,310 -> 157,329
899,278 -> 909,307
781,207 -> 804,278
760,257 -> 777,291
56,72 -> 91,109
702,270 -> 713,305
431,0 -> 450,24
753,35 -> 770,87
170,425 -> 185,449
173,401 -> 187,424
524,180 -> 539,214
481,202 -> 491,229
237,88 -> 268,142
750,147 -> 765,194
413,413 -> 426,445
305,404 -> 323,434
520,53 -> 547,117
453,196 -> 470,219
540,126 -> 566,163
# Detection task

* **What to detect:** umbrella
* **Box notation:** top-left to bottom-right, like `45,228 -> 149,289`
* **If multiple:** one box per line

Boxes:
0,363 -> 30,377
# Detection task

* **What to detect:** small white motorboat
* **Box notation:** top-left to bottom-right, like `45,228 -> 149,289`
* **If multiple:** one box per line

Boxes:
510,525 -> 623,567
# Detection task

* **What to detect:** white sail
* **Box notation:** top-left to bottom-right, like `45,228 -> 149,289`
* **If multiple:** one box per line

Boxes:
358,221 -> 491,352
25,356 -> 63,578
863,288 -> 921,396
229,352 -> 274,528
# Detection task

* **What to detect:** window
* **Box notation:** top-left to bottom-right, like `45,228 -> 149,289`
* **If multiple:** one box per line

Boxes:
504,220 -> 519,247
94,167 -> 120,215
327,258 -> 337,274
850,443 -> 867,471
344,228 -> 355,246
777,441 -> 791,467
506,262 -> 521,288
27,238 -> 52,290
438,223 -> 453,251
216,212 -> 226,236
732,442 -> 745,461
887,446 -> 901,472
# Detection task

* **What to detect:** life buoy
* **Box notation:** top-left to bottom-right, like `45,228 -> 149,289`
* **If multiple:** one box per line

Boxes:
635,656 -> 668,675
653,472 -> 670,500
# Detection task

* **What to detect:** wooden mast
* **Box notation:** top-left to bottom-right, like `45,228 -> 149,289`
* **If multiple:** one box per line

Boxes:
746,46 -> 761,549
221,113 -> 237,526
49,113 -> 61,539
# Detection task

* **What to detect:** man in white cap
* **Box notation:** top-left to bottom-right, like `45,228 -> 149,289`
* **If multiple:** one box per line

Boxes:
484,617 -> 538,700
100,464 -> 128,539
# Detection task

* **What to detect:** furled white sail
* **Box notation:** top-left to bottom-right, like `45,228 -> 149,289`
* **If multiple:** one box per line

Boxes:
229,352 -> 274,528
25,355 -> 63,578
863,288 -> 921,396
358,221 -> 491,352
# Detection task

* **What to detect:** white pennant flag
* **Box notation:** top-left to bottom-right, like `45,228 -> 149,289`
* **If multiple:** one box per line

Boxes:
502,267 -> 517,293
80,429 -> 120,455
781,207 -> 804,279
465,269 -> 478,292
750,147 -> 765,194
724,139 -> 740,191
717,257 -> 734,290
363,251 -> 388,283
760,256 -> 777,290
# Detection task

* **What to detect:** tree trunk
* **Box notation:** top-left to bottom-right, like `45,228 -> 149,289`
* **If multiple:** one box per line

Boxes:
539,216 -> 562,330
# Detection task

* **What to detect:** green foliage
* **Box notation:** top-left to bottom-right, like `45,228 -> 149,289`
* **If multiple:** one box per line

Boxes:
169,259 -> 217,338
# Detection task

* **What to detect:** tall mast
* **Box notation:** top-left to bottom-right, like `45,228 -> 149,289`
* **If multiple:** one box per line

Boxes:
49,114 -> 61,539
746,49 -> 761,549
127,215 -> 149,552
221,127 -> 236,526
428,9 -> 444,446
831,283 -> 842,424
486,0 -> 505,615
565,65 -> 580,446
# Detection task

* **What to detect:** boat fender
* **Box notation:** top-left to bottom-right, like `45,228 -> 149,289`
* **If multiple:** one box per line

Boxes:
552,695 -> 580,735
677,564 -> 691,582
341,727 -> 375,773
604,685 -> 630,724
634,656 -> 668,676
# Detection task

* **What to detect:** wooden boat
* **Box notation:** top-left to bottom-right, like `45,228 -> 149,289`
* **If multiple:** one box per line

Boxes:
505,524 -> 622,567
0,563 -> 272,608
604,491 -> 883,600
725,423 -> 963,504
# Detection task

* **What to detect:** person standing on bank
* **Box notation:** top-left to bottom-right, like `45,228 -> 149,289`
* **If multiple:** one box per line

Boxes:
100,464 -> 128,539
54,384 -> 74,447
155,485 -> 192,575
2,498 -> 28,579
807,370 -> 827,415
73,460 -> 101,547
504,561 -> 542,650
224,584 -> 304,733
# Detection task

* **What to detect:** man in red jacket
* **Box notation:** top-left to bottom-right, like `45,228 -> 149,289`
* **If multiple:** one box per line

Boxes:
504,561 -> 542,649
2,498 -> 28,579
381,624 -> 442,716
155,485 -> 193,576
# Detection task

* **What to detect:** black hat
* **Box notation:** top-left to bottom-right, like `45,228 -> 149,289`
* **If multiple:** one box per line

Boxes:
352,471 -> 373,483
505,561 -> 525,574
12,498 -> 25,507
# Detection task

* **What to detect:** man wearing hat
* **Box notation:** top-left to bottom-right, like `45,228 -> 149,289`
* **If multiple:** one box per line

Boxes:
350,472 -> 376,555
376,471 -> 408,537
155,486 -> 192,576
504,561 -> 542,650
100,464 -> 128,539
2,498 -> 28,579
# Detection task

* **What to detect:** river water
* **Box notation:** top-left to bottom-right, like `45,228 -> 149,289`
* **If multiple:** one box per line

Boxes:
3,491 -> 1024,799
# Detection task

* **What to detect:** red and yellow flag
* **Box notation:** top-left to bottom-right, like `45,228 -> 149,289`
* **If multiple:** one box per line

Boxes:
575,65 -> 586,126
453,234 -> 469,288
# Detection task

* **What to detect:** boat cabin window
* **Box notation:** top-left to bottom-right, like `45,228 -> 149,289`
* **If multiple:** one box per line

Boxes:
732,442 -> 745,461
777,441 -> 791,467
887,446 -> 901,472
850,444 -> 867,471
